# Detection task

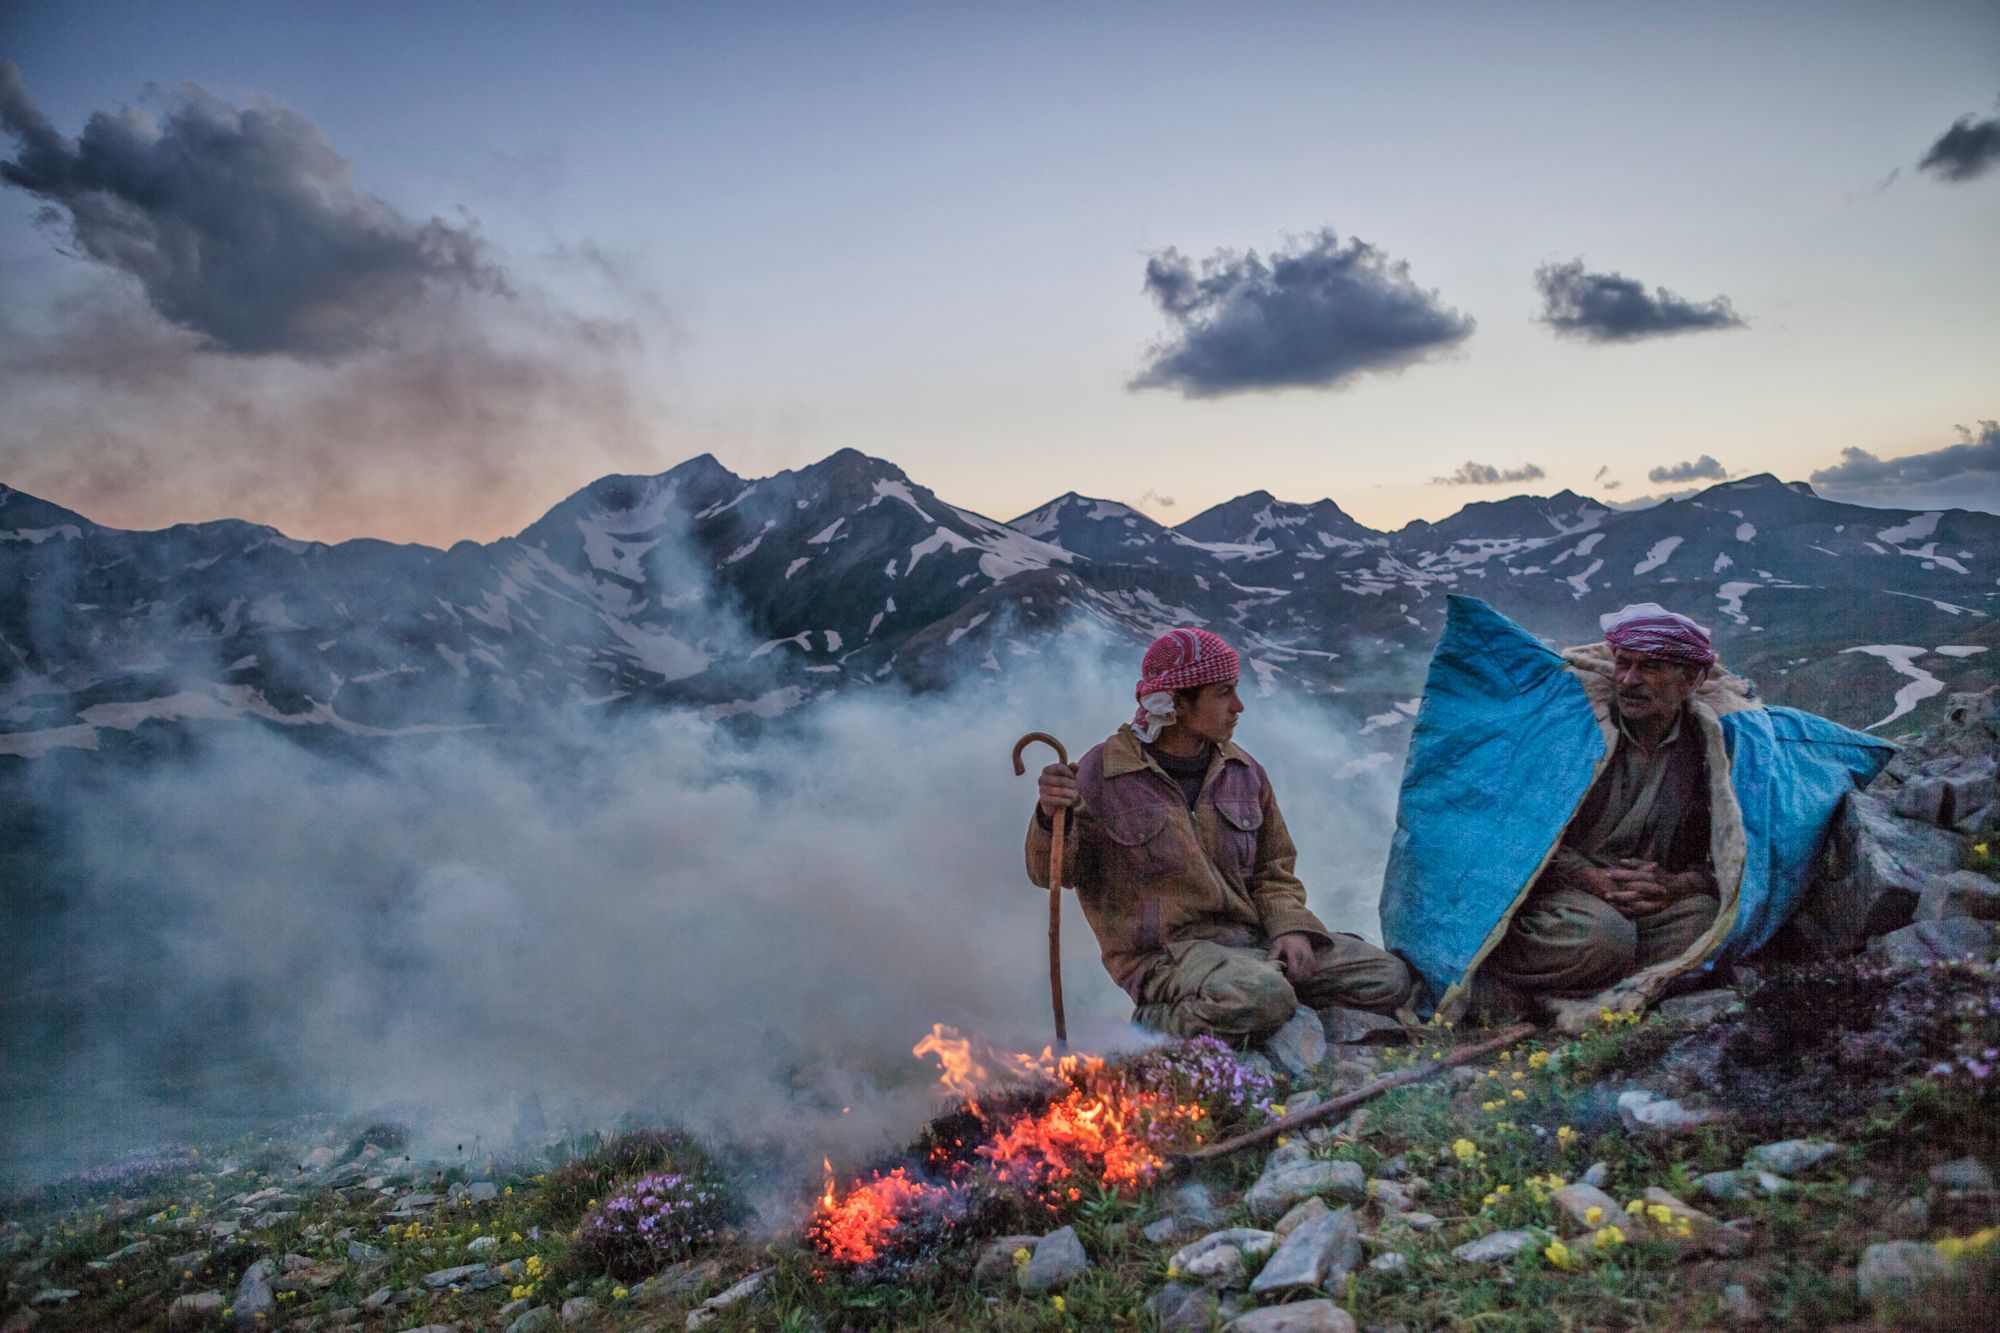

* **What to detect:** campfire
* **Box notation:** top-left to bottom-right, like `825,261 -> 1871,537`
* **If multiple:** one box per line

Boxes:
808,1025 -> 1274,1268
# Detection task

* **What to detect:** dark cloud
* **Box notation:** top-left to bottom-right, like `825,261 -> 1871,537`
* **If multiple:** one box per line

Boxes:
1533,259 -> 1745,343
1138,488 -> 1176,510
1591,465 -> 1624,491
1430,460 -> 1546,486
1131,228 -> 1474,397
0,61 -> 503,358
1810,421 -> 2000,489
1647,454 -> 1727,484
1918,112 -> 2000,183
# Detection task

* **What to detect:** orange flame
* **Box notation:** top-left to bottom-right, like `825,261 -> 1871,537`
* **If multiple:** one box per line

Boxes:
811,1168 -> 948,1264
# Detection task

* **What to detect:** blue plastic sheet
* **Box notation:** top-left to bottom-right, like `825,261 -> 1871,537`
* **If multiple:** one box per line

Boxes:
1379,595 -> 1893,1009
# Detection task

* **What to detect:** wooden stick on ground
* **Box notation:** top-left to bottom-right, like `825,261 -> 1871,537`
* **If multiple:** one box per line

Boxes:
1167,1022 -> 1536,1169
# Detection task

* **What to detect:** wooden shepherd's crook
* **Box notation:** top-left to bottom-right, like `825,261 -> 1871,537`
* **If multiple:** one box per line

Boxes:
1012,732 -> 1070,1050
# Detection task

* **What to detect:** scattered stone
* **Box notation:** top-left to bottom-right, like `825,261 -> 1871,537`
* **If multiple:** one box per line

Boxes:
1657,988 -> 1741,1026
1870,917 -> 1997,967
1169,1229 -> 1278,1286
422,1262 -> 486,1288
683,1270 -> 770,1329
1796,789 -> 1962,954
466,1234 -> 500,1255
1169,1182 -> 1221,1227
1929,1157 -> 1995,1191
1550,1183 -> 1623,1230
1856,1240 -> 1955,1310
1317,1004 -> 1408,1045
1641,1188 -> 1748,1258
1021,1226 -> 1091,1292
466,1266 -> 507,1291
1246,1157 -> 1368,1218
346,1240 -> 384,1262
1228,1300 -> 1356,1333
560,1296 -> 597,1325
1238,1051 -> 1281,1084
1745,1139 -> 1840,1176
1397,1212 -> 1441,1231
1696,1171 -> 1753,1201
1265,1007 -> 1328,1077
1273,1196 -> 1330,1238
234,1258 -> 276,1324
1369,1179 -> 1416,1213
1616,1089 -> 1719,1134
1249,1207 -> 1362,1295
1581,1162 -> 1609,1188
1721,1283 -> 1757,1321
167,1292 -> 223,1330
1888,1196 -> 1930,1237
1285,1089 -> 1324,1116
1149,1281 -> 1220,1333
1916,870 -> 2000,922
29,1290 -> 77,1307
1142,1216 -> 1185,1244
362,1286 -> 395,1310
464,1181 -> 499,1203
1451,1229 -> 1538,1264
1369,1251 -> 1408,1274
973,1235 -> 1040,1289
1849,1177 -> 1876,1198
506,1309 -> 556,1333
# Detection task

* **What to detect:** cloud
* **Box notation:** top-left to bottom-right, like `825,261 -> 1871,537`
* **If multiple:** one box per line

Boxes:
0,67 -> 673,546
1138,488 -> 1176,510
1647,455 -> 1727,484
1918,111 -> 2000,183
1430,460 -> 1546,486
1592,465 -> 1623,491
1131,228 -> 1474,397
1533,259 -> 1745,343
1810,421 -> 2000,491
0,62 -> 503,359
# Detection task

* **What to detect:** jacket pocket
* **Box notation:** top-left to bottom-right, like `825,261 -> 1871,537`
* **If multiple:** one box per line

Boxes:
1102,803 -> 1179,877
1213,797 -> 1263,875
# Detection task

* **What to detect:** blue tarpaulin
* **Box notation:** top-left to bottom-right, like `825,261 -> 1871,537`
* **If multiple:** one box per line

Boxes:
1380,595 -> 1893,1014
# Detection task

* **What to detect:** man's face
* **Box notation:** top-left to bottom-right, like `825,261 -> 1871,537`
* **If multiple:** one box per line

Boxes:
1181,679 -> 1244,745
1611,649 -> 1703,727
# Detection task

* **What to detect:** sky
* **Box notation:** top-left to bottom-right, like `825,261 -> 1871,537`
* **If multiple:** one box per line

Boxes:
3,0 -> 1997,546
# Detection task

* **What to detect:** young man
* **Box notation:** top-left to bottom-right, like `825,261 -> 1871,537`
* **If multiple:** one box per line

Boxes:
1027,627 -> 1413,1044
1478,605 -> 1721,1000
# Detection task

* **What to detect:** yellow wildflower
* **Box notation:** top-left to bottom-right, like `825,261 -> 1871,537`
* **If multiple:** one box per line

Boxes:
1481,1099 -> 1503,1111
509,1231 -> 523,1243
1593,1225 -> 1626,1248
1270,1104 -> 1286,1117
1276,1137 -> 1288,1147
1452,1138 -> 1480,1162
1675,1218 -> 1693,1238
1483,1192 -> 1499,1206
1511,1089 -> 1527,1101
1495,1184 -> 1511,1196
1013,1247 -> 1032,1268
1557,1126 -> 1577,1146
1166,1263 -> 1180,1279
1543,1238 -> 1573,1269
1646,1203 -> 1675,1227
1511,1071 -> 1525,1082
1625,1199 -> 1646,1215
511,1285 -> 531,1301
612,1286 -> 628,1300
1584,1205 -> 1604,1226
1051,1295 -> 1067,1313
1528,1051 -> 1551,1069
524,1255 -> 545,1278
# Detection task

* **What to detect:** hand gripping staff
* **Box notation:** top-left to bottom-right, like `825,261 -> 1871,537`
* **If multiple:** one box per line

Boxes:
1012,732 -> 1069,1050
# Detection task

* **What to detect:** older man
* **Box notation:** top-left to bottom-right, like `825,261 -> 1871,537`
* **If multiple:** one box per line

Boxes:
1479,605 -> 1722,1000
1029,627 -> 1413,1044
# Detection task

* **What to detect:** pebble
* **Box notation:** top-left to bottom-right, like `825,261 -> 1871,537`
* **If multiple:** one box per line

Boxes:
1369,1178 -> 1416,1213
347,1240 -> 385,1262
1451,1229 -> 1538,1263
1246,1157 -> 1368,1219
1169,1228 -> 1278,1286
1272,1196 -> 1330,1238
1369,1251 -> 1408,1273
1745,1139 -> 1839,1176
1721,1283 -> 1758,1321
560,1296 -> 598,1325
1888,1196 -> 1931,1237
1581,1161 -> 1609,1187
30,1289 -> 79,1306
1656,988 -> 1741,1026
1856,1240 -> 1954,1308
422,1263 -> 486,1288
1227,1297 -> 1357,1331
972,1235 -> 1039,1288
683,1269 -> 771,1329
167,1292 -> 223,1331
1551,1182 -> 1623,1229
466,1234 -> 500,1254
1265,1007 -> 1328,1077
506,1309 -> 556,1333
1617,1090 -> 1719,1134
1149,1281 -> 1220,1333
234,1258 -> 276,1322
1169,1181 -> 1221,1226
1142,1216 -> 1185,1244
1021,1225 -> 1091,1292
1928,1157 -> 1994,1191
1641,1188 -> 1747,1258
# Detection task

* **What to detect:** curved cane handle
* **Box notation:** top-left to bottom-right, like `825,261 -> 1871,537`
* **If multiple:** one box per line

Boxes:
1012,730 -> 1071,1048
1011,731 -> 1070,774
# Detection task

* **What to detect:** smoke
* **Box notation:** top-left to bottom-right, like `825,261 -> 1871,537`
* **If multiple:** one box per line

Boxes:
2,630 -> 1403,1189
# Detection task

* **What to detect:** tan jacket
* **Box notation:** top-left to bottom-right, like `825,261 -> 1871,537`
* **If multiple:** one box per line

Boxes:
1025,725 -> 1330,998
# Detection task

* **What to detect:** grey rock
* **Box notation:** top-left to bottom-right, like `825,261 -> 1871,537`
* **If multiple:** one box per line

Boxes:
1888,1196 -> 1930,1237
347,1239 -> 385,1262
1916,870 -> 2000,922
1170,1228 -> 1279,1285
1397,1211 -> 1442,1231
1369,1178 -> 1416,1213
422,1262 -> 486,1288
233,1258 -> 275,1324
1316,1004 -> 1409,1045
1142,1216 -> 1185,1244
1238,1051 -> 1281,1084
684,1269 -> 771,1328
1169,1181 -> 1221,1226
31,1288 -> 79,1305
465,1180 -> 499,1203
1856,1240 -> 1955,1308
466,1234 -> 500,1254
1870,916 -> 1997,966
1228,1300 -> 1356,1333
1369,1251 -> 1408,1273
1849,1177 -> 1877,1198
1721,1282 -> 1757,1321
1616,1089 -> 1719,1133
1285,1089 -> 1324,1115
362,1285 -> 395,1310
1265,1007 -> 1328,1077
1550,1183 -> 1623,1229
1451,1229 -> 1538,1263
1641,1188 -> 1748,1257
1021,1226 -> 1091,1292
1249,1207 -> 1362,1295
1273,1196 -> 1330,1238
1792,790 -> 1962,954
1246,1158 -> 1368,1218
1929,1156 -> 1995,1191
1656,989 -> 1741,1026
507,1310 -> 557,1333
972,1235 -> 1039,1288
1581,1161 -> 1609,1187
395,1192 -> 442,1210
467,1266 -> 507,1291
1695,1171 -> 1757,1201
560,1296 -> 598,1325
168,1292 -> 225,1330
1890,756 -> 1996,834
1745,1138 -> 1840,1176
1149,1281 -> 1219,1333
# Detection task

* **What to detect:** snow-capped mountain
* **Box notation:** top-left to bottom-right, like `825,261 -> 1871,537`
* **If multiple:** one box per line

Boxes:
2,456 -> 1995,759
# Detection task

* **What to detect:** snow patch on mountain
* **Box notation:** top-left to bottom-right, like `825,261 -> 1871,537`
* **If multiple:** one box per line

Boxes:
1876,512 -> 1942,545
1843,645 -> 1944,730
1633,536 -> 1683,575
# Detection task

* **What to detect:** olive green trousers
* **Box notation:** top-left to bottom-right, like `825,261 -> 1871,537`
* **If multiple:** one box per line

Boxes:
1482,886 -> 1718,997
1131,934 -> 1414,1044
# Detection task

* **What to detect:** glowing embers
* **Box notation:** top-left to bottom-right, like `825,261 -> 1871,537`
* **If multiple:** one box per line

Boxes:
809,1028 -> 1271,1266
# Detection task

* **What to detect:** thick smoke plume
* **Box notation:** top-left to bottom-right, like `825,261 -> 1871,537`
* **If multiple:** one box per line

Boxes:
3,634 -> 1402,1187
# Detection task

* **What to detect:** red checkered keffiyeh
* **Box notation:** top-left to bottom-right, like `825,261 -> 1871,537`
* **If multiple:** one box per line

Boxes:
1131,628 -> 1239,740
1600,602 -> 1716,667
